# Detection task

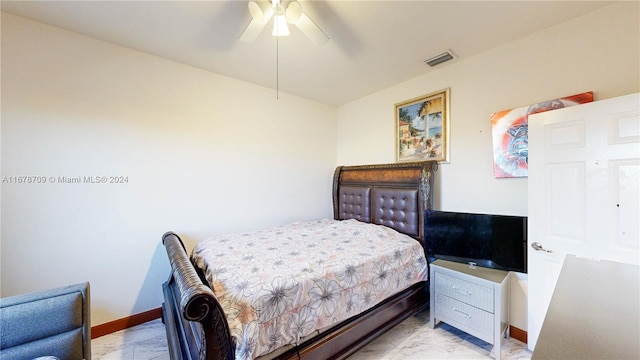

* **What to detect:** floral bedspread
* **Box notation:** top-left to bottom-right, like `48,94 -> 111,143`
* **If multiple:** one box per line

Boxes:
191,219 -> 428,359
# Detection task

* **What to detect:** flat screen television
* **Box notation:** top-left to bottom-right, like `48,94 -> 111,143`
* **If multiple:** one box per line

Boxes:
424,210 -> 527,273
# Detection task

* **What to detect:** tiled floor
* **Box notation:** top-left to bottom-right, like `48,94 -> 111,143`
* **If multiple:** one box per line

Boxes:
91,319 -> 170,360
91,307 -> 532,359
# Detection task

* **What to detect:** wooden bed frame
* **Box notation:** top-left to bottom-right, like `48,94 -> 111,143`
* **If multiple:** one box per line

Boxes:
161,161 -> 437,360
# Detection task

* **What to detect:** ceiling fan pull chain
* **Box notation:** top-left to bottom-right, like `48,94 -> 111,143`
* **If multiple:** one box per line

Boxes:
276,35 -> 279,100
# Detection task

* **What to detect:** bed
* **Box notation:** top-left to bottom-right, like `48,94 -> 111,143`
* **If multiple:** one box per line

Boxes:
161,161 -> 437,360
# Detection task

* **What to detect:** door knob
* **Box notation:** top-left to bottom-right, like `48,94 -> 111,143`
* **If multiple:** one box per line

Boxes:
531,242 -> 553,253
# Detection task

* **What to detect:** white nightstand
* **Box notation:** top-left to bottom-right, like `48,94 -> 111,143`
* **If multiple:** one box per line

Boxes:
430,259 -> 510,360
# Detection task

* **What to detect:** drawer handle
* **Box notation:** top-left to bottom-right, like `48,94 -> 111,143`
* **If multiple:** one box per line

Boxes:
453,308 -> 471,318
452,286 -> 471,296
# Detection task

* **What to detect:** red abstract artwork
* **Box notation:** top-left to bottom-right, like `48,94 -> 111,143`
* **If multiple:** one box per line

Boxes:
491,92 -> 593,178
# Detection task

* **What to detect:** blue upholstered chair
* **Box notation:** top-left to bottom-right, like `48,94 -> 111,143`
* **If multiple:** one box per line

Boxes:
0,282 -> 91,360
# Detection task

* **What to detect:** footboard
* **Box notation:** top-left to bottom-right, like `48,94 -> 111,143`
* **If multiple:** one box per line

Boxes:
162,232 -> 235,360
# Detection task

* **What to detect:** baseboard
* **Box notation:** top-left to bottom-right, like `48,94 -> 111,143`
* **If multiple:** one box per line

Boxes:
91,307 -> 526,344
509,325 -> 527,344
91,307 -> 163,339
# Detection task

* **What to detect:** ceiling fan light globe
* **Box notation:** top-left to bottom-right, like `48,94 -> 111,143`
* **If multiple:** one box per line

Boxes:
285,1 -> 303,24
248,1 -> 263,20
272,14 -> 290,36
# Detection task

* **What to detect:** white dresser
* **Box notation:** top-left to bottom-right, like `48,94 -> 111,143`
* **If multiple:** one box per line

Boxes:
430,259 -> 510,359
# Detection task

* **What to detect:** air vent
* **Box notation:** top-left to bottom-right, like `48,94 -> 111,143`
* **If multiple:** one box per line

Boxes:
424,51 -> 455,67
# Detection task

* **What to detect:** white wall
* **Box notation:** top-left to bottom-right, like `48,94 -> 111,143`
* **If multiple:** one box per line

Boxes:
336,1 -> 639,330
1,13 -> 337,326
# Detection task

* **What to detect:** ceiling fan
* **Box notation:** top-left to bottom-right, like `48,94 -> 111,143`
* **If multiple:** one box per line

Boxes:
239,0 -> 329,44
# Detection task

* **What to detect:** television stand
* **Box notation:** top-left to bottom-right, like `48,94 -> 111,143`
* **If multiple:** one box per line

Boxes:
430,259 -> 510,359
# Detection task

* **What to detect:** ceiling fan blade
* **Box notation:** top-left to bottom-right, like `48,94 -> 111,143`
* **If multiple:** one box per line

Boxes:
239,18 -> 266,42
285,1 -> 328,45
294,13 -> 329,45
239,1 -> 274,43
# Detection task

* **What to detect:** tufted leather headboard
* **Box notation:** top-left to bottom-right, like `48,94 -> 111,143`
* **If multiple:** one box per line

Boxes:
333,161 -> 437,242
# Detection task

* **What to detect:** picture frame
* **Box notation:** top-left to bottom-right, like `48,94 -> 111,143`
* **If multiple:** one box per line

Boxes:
395,88 -> 450,163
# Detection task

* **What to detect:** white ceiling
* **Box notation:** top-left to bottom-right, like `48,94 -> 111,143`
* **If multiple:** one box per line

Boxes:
1,0 -> 612,106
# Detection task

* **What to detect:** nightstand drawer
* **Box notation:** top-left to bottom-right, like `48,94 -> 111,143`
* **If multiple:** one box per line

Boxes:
434,272 -> 494,312
434,293 -> 494,341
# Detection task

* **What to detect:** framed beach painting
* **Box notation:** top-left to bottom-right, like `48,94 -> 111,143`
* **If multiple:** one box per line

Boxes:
395,88 -> 450,162
491,91 -> 593,178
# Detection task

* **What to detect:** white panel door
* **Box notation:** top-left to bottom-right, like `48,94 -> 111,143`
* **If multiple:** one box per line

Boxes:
527,93 -> 639,350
